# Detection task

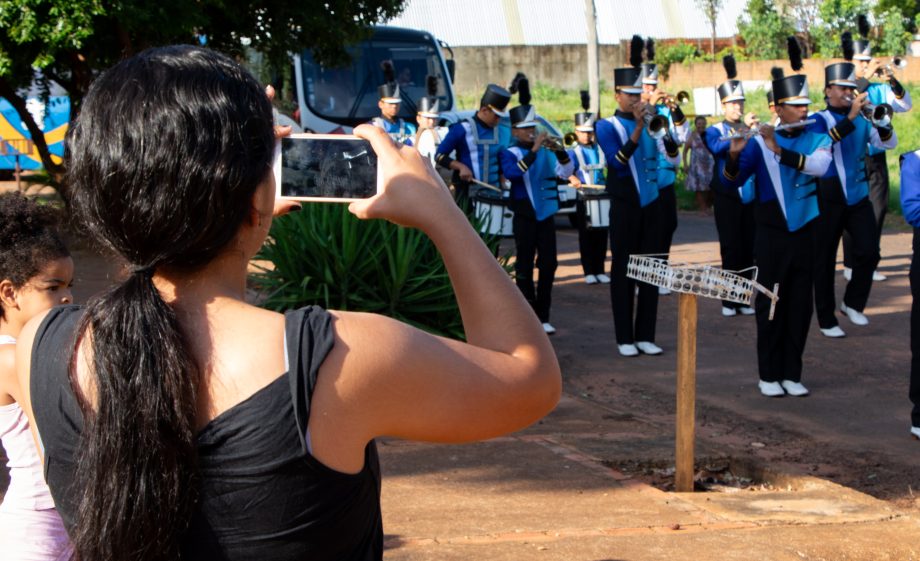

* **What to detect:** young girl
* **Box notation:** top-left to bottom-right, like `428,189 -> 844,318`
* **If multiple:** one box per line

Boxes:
0,192 -> 74,560
682,115 -> 714,212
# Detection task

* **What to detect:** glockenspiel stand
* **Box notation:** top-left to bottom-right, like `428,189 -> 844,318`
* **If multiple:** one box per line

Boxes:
626,255 -> 779,492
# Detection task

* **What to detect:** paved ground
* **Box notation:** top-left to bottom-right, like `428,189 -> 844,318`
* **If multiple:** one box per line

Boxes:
379,211 -> 920,560
3,181 -> 919,559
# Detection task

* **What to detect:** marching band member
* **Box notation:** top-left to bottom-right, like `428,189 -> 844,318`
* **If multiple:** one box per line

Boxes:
720,55 -> 832,397
641,38 -> 690,293
567,92 -> 610,285
414,76 -> 447,165
596,41 -> 678,357
435,83 -> 513,210
704,55 -> 757,317
370,61 -> 416,145
843,14 -> 914,282
898,150 -> 920,440
766,67 -> 781,123
499,92 -> 574,335
810,36 -> 897,339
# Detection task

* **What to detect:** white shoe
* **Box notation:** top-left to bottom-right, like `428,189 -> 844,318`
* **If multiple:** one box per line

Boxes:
739,306 -> 755,316
758,380 -> 785,397
618,343 -> 639,357
820,325 -> 847,338
542,322 -> 556,335
659,286 -> 671,295
781,380 -> 810,397
596,274 -> 611,284
636,341 -> 663,355
722,306 -> 737,317
840,302 -> 869,326
584,274 -> 598,285
843,267 -> 853,281
910,426 -> 920,440
873,270 -> 887,281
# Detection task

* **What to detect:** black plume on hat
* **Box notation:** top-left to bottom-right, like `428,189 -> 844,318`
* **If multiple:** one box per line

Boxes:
630,35 -> 645,68
508,72 -> 526,93
508,73 -> 531,106
841,32 -> 854,61
645,38 -> 655,62
787,36 -> 803,72
580,90 -> 590,111
381,60 -> 396,83
426,75 -> 438,96
770,66 -> 785,81
857,14 -> 870,38
723,55 -> 737,80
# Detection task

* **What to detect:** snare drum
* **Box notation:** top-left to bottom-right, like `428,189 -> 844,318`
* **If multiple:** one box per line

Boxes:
473,192 -> 514,237
578,188 -> 611,229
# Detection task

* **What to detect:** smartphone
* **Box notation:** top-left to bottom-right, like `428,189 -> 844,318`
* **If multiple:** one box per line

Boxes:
274,134 -> 381,202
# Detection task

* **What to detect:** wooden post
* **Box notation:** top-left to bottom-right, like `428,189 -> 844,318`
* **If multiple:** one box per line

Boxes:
675,292 -> 698,492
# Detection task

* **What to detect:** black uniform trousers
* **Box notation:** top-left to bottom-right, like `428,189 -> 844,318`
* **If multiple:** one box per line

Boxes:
813,191 -> 879,328
510,199 -> 557,323
843,152 -> 889,268
574,199 -> 608,276
713,189 -> 756,309
910,228 -> 920,428
657,184 -> 678,258
610,195 -> 661,344
754,220 -> 816,383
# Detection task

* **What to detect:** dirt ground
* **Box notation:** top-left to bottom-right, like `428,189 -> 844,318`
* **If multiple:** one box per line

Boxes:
2,185 -> 917,522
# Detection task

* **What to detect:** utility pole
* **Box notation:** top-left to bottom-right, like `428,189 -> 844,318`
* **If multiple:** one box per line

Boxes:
584,0 -> 600,114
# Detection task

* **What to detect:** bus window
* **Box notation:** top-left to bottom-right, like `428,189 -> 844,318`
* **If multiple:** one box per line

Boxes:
301,38 -> 451,128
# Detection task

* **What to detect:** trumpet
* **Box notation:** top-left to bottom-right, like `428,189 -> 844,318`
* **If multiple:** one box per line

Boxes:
563,131 -> 578,147
640,104 -> 671,140
656,90 -> 690,107
718,119 -> 816,141
862,102 -> 893,127
875,56 -> 908,77
541,134 -> 567,151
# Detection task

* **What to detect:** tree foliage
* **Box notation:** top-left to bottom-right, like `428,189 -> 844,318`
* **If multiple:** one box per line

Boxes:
876,7 -> 913,56
0,0 -> 407,185
737,0 -> 796,60
811,0 -> 871,58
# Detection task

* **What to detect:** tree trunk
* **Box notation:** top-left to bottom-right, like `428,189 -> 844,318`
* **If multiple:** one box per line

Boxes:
0,77 -> 65,187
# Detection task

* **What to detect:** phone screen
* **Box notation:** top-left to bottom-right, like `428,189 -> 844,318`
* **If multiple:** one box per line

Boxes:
275,134 -> 380,201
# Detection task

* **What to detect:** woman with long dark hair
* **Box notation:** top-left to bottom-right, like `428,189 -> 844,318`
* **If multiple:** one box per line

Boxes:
14,46 -> 560,561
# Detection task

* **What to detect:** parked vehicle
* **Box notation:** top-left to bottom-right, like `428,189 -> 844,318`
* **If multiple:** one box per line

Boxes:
293,26 -> 456,133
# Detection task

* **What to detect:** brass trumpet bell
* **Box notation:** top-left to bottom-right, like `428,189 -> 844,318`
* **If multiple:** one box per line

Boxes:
563,132 -> 578,146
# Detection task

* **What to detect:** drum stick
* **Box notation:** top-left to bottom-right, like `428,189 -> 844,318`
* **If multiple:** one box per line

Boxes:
469,177 -> 504,193
577,184 -> 606,190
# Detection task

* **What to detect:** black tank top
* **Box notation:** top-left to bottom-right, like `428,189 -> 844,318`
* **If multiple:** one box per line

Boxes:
31,305 -> 383,560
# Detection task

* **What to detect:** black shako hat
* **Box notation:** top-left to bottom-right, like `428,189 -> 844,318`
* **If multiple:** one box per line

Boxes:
717,80 -> 745,103
641,63 -> 659,85
417,96 -> 440,118
772,75 -> 810,106
480,84 -> 511,117
825,62 -> 858,88
614,67 -> 643,94
509,105 -> 538,128
378,82 -> 401,103
574,112 -> 596,131
854,39 -> 872,61
717,55 -> 744,103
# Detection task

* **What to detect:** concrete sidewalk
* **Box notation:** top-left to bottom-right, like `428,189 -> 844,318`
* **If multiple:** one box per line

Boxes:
379,395 -> 919,560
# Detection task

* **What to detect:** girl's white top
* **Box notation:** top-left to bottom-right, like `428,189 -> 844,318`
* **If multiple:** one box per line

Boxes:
0,335 -> 56,510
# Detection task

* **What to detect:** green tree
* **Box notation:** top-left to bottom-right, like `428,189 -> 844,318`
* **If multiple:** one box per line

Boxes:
875,0 -> 919,31
876,8 -> 912,55
811,0 -> 871,58
737,0 -> 796,59
0,0 -> 407,184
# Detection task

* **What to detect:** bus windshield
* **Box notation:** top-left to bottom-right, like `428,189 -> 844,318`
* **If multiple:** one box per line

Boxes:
300,37 -> 452,128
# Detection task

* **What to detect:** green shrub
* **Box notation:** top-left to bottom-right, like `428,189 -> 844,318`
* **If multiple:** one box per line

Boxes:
252,203 -> 508,339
